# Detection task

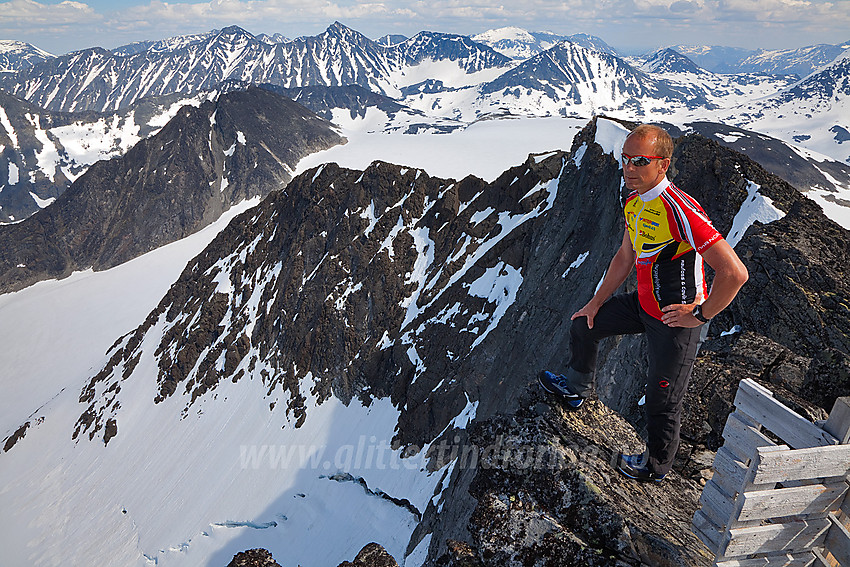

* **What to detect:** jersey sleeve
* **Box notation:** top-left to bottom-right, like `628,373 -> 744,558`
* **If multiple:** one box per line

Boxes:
666,187 -> 723,254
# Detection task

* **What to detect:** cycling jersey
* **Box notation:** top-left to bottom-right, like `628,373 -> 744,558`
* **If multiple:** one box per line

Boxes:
624,179 -> 722,320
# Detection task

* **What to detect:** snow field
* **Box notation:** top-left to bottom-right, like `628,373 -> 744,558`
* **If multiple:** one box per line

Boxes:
0,198 -> 260,436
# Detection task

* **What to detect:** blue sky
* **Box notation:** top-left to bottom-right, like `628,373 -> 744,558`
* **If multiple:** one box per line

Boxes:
1,0 -> 848,56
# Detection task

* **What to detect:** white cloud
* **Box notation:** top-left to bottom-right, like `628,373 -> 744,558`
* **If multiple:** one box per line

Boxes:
0,0 -> 99,25
112,0 -> 408,28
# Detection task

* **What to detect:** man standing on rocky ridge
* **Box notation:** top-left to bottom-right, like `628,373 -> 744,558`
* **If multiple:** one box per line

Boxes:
539,124 -> 749,482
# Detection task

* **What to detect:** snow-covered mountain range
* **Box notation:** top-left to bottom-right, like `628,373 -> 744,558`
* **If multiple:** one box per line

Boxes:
1,20 -> 850,567
1,22 -> 848,227
673,41 -> 850,76
471,27 -> 617,60
0,23 -> 511,112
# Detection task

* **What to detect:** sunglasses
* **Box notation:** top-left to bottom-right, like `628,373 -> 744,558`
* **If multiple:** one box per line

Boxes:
621,153 -> 667,167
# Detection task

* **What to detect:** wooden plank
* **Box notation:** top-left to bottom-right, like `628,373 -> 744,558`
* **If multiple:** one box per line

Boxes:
725,519 -> 831,557
812,549 -> 836,567
693,509 -> 723,552
715,552 -> 816,566
700,478 -> 736,528
723,411 -> 777,464
825,513 -> 850,566
713,446 -> 751,497
752,445 -> 850,485
734,379 -> 839,449
823,397 -> 850,444
738,483 -> 848,522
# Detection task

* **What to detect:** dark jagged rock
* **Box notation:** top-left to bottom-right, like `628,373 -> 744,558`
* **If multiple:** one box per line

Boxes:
689,193 -> 850,427
226,548 -> 283,567
0,86 -> 343,293
261,83 -> 408,121
70,150 -> 568,444
683,332 -> 829,452
336,542 -> 400,567
434,386 -> 712,567
682,121 -> 850,196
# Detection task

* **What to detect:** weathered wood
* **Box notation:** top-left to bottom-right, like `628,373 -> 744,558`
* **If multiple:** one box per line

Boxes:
725,519 -> 831,556
714,551 -> 817,566
752,445 -> 850,485
701,478 -> 736,528
716,445 -> 786,557
713,446 -> 751,497
812,549 -> 835,567
738,483 -> 848,522
841,494 -> 850,518
694,380 -> 850,565
825,513 -> 850,566
734,379 -> 839,449
823,397 -> 850,444
723,410 -> 778,464
693,509 -> 723,551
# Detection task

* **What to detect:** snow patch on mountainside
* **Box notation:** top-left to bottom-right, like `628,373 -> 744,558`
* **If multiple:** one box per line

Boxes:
594,117 -> 629,160
387,58 -> 511,92
50,113 -> 142,171
726,180 -> 786,247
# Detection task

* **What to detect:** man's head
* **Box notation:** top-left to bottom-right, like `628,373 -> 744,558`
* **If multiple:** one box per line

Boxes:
621,124 -> 672,194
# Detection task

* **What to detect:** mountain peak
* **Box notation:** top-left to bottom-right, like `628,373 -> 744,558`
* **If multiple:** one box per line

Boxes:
473,26 -> 535,42
643,47 -> 706,74
0,39 -> 53,58
216,25 -> 255,39
327,21 -> 356,36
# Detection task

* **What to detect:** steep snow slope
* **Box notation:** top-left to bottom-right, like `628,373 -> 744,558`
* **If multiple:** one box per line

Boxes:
0,198 -> 259,435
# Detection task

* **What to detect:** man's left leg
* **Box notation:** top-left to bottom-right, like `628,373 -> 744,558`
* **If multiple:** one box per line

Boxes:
642,316 -> 703,476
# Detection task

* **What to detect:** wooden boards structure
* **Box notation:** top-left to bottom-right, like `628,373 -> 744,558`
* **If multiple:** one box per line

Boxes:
692,379 -> 850,566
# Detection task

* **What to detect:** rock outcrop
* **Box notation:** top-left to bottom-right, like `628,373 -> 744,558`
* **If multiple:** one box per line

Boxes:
337,543 -> 401,567
226,548 -> 283,567
435,387 -> 712,567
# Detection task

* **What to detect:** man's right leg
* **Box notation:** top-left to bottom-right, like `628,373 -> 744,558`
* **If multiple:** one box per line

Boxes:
544,293 -> 645,399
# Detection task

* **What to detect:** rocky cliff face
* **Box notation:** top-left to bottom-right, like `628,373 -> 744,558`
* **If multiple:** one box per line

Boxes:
0,86 -> 344,292
70,148 -> 569,445
426,122 -> 850,566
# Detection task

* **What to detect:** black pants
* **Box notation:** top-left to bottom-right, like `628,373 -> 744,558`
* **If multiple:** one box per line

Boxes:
564,292 -> 702,475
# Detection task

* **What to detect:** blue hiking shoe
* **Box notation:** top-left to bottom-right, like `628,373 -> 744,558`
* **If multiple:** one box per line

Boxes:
537,370 -> 585,411
616,452 -> 666,483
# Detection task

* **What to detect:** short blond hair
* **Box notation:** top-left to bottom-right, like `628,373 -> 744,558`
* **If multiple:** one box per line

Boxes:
628,124 -> 673,159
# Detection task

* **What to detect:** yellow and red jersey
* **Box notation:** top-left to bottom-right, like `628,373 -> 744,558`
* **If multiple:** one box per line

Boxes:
624,180 -> 723,320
